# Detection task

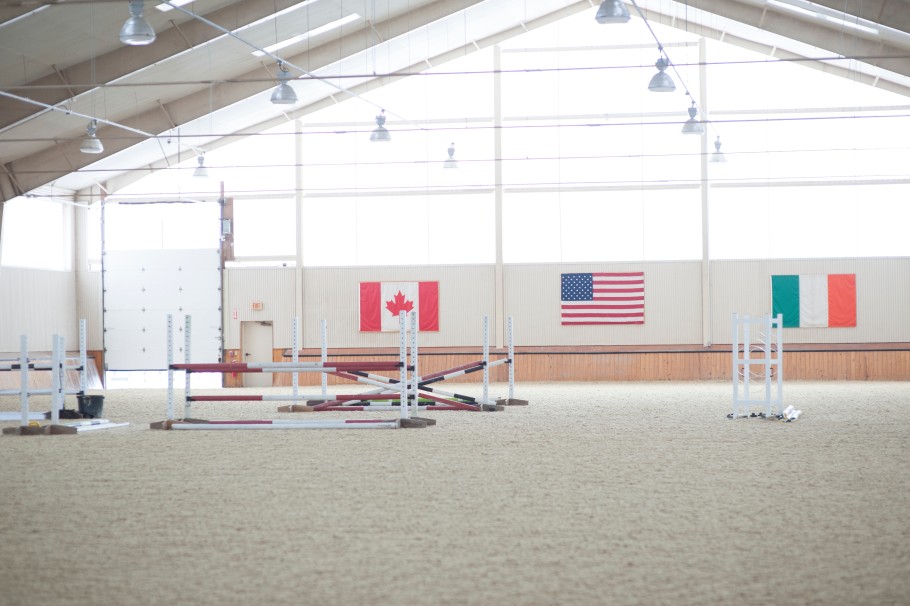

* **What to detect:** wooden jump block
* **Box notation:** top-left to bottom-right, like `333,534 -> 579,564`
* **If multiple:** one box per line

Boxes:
481,404 -> 505,412
408,416 -> 437,426
399,418 -> 429,428
497,398 -> 529,406
150,418 -> 209,430
2,425 -> 49,436
277,404 -> 316,412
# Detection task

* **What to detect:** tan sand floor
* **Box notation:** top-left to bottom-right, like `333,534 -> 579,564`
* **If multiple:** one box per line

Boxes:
1,381 -> 908,606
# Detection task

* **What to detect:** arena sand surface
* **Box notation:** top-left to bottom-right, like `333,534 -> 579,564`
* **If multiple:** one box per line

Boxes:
0,381 -> 908,606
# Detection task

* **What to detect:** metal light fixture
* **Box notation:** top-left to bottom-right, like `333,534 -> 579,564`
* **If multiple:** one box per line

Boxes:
193,154 -> 209,178
595,0 -> 631,24
443,143 -> 457,169
270,63 -> 297,105
369,110 -> 391,142
709,136 -> 727,163
120,0 -> 156,46
79,120 -> 104,154
681,101 -> 705,135
648,57 -> 675,92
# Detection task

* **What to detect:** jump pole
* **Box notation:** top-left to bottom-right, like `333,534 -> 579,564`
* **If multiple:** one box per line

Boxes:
154,311 -> 431,429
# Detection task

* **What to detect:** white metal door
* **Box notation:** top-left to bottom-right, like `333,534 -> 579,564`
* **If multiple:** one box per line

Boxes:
241,321 -> 273,387
103,249 -> 222,370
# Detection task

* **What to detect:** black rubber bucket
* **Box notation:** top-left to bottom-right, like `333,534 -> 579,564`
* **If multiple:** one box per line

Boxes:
77,395 -> 105,419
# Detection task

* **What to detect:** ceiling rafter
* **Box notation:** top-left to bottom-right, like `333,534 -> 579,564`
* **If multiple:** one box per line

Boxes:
3,0 -> 487,200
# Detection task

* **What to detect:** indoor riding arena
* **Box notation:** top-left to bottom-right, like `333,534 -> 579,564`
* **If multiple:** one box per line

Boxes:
1,1 -> 908,605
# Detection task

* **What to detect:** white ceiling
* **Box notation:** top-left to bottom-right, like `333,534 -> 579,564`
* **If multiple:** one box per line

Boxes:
0,0 -> 908,201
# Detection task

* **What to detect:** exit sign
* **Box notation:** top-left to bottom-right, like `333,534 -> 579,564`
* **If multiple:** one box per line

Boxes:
251,301 -> 263,311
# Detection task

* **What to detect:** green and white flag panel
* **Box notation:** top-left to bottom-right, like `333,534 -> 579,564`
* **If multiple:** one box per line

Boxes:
771,274 -> 856,328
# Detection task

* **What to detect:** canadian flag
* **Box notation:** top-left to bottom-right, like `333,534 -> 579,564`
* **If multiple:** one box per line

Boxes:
359,281 -> 439,332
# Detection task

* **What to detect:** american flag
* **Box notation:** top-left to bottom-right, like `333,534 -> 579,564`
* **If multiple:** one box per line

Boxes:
560,272 -> 645,325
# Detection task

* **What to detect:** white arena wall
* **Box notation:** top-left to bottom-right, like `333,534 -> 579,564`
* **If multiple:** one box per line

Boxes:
4,257 -> 910,353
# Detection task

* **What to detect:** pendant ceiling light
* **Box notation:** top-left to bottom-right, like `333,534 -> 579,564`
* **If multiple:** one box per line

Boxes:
193,154 -> 209,178
595,0 -> 631,24
79,120 -> 104,154
120,0 -> 156,46
681,101 -> 705,135
709,136 -> 727,163
648,57 -> 675,92
369,110 -> 391,142
270,62 -> 298,105
443,143 -> 457,169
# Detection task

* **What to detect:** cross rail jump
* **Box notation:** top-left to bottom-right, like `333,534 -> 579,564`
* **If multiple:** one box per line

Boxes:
279,315 -> 529,413
152,311 -> 434,430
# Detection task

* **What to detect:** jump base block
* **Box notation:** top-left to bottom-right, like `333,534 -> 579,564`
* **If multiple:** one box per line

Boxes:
2,425 -> 49,436
278,404 -> 316,412
408,416 -> 437,426
481,404 -> 505,412
497,398 -> 529,406
399,418 -> 429,428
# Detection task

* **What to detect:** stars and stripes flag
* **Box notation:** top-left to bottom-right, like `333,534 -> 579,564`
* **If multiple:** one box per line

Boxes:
560,272 -> 645,325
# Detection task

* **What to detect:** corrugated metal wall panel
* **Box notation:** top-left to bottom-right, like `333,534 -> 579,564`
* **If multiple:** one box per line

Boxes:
223,268 -> 297,348
711,258 -> 910,344
302,266 -> 497,348
504,262 -> 703,346
0,267 -> 77,350
9,259 -> 910,354
75,270 -> 103,349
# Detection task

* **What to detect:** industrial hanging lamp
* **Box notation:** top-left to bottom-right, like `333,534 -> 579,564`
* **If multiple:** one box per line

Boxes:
681,101 -> 705,135
443,143 -> 457,169
270,62 -> 298,105
648,57 -> 675,92
709,136 -> 727,163
595,0 -> 631,24
120,0 -> 156,46
193,154 -> 209,178
79,120 -> 104,154
369,110 -> 391,142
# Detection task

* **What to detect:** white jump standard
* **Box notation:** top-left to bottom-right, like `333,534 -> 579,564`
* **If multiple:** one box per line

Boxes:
152,312 -> 434,430
730,313 -> 786,419
0,319 -> 90,422
2,329 -> 128,435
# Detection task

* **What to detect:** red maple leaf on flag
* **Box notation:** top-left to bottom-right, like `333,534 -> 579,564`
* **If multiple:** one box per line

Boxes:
385,291 -> 415,317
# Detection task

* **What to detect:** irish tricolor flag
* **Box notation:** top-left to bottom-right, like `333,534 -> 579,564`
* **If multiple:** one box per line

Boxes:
359,281 -> 439,332
771,274 -> 856,328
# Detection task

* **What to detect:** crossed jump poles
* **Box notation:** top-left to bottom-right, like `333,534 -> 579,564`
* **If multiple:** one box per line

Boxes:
152,311 -> 434,430
280,314 -> 528,413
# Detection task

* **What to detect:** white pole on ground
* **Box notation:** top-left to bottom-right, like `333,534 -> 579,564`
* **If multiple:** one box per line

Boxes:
167,314 -> 174,421
292,316 -> 299,399
19,335 -> 29,427
399,311 -> 408,421
184,315 -> 192,419
49,335 -> 61,425
79,319 -> 87,393
320,320 -> 328,398
410,310 -> 419,417
482,315 -> 489,405
507,316 -> 515,400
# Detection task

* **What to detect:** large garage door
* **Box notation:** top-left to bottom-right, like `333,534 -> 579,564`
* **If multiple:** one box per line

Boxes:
102,201 -> 222,371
